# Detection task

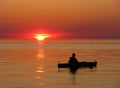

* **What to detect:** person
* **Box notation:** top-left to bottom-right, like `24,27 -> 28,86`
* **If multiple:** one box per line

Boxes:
68,53 -> 79,65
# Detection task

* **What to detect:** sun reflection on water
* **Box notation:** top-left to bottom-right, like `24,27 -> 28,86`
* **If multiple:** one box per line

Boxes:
36,67 -> 44,73
35,41 -> 45,85
37,48 -> 44,59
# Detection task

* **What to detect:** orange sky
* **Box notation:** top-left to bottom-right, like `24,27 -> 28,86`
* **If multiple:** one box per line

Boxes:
0,0 -> 120,39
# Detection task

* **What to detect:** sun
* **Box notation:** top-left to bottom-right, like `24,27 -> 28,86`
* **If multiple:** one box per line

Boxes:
34,34 -> 50,41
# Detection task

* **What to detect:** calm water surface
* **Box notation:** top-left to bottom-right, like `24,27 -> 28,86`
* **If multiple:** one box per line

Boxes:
0,39 -> 120,88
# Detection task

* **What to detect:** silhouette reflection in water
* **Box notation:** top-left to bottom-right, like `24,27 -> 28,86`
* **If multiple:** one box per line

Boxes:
71,73 -> 76,85
69,67 -> 97,85
69,67 -> 79,75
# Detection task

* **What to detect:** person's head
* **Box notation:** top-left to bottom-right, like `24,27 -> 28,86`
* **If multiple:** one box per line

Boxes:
72,53 -> 76,57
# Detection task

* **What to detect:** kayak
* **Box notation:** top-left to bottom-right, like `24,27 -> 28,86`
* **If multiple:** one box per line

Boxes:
58,61 -> 97,68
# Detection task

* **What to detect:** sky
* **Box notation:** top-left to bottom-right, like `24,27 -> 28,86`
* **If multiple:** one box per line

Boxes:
0,0 -> 120,39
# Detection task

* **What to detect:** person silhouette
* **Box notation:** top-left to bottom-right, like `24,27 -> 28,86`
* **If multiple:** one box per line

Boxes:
68,53 -> 79,65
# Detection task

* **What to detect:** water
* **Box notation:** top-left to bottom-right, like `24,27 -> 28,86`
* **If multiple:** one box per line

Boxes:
0,39 -> 120,88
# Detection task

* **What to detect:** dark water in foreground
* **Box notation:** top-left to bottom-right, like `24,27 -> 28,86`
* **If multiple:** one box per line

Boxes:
0,39 -> 120,88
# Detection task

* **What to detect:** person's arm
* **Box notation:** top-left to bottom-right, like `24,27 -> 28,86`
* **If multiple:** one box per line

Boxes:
75,58 -> 78,62
68,57 -> 71,63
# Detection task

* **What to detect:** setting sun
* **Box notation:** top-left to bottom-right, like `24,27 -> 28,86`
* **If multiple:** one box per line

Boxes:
34,34 -> 50,41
